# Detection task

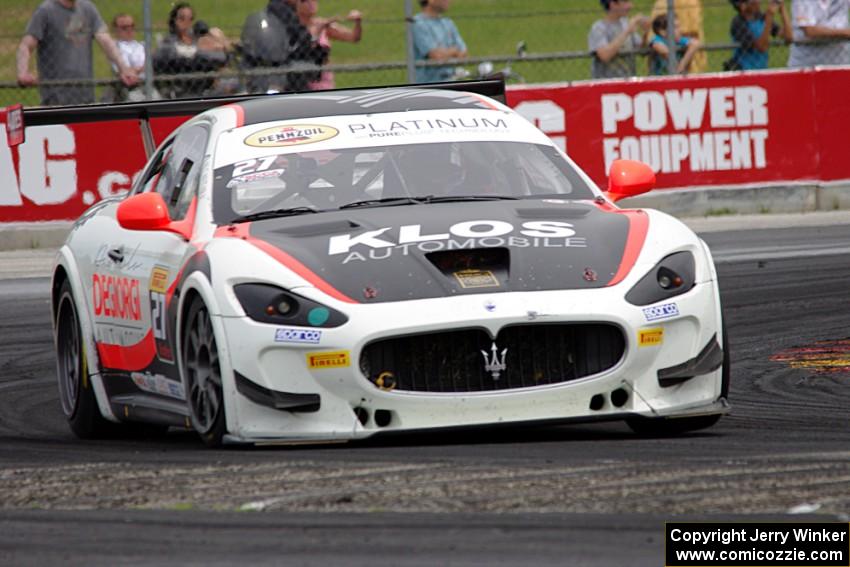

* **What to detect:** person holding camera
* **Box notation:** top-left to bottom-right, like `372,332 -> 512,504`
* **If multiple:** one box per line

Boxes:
588,0 -> 650,79
788,0 -> 850,67
241,0 -> 330,93
296,0 -> 362,90
726,0 -> 792,71
153,3 -> 230,98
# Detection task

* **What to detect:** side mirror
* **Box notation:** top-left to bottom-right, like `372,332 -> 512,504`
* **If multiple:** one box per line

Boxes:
604,159 -> 656,203
116,192 -> 193,240
117,192 -> 171,231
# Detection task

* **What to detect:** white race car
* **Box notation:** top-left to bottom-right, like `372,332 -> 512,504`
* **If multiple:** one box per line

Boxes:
47,83 -> 728,446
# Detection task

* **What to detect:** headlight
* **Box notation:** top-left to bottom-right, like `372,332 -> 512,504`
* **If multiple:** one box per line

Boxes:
625,251 -> 695,306
234,283 -> 348,327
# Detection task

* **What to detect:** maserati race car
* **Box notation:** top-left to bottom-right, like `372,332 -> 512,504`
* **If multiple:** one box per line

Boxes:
46,82 -> 729,446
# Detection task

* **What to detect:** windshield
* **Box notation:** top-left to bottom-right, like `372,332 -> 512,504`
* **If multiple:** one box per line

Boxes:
212,141 -> 596,224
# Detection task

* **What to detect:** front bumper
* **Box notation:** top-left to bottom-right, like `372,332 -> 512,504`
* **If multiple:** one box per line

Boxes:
218,280 -> 725,443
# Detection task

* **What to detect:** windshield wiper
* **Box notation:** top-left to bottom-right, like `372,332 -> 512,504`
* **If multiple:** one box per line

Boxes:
339,195 -> 519,210
231,206 -> 319,223
339,197 -> 425,210
421,195 -> 519,203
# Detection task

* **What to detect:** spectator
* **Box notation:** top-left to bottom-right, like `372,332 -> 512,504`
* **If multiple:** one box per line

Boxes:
113,14 -> 144,75
726,0 -> 792,71
241,0 -> 329,93
412,0 -> 467,83
107,13 -> 149,102
788,0 -> 850,67
16,0 -> 137,106
589,0 -> 650,79
648,14 -> 701,75
153,3 -> 229,99
296,0 -> 363,90
651,0 -> 707,72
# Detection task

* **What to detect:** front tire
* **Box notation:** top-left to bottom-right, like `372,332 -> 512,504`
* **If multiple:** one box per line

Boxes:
183,297 -> 227,447
55,280 -> 111,438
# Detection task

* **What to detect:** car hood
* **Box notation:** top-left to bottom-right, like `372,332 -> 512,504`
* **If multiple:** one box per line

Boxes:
242,200 -> 647,303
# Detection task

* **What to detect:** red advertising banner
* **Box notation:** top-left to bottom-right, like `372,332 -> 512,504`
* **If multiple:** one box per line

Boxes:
0,68 -> 847,223
0,116 -> 185,222
508,69 -> 825,189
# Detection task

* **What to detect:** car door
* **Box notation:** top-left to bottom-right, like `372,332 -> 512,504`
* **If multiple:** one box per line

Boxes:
106,123 -> 210,384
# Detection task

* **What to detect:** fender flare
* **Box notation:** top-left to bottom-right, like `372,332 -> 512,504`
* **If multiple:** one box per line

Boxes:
53,246 -> 119,422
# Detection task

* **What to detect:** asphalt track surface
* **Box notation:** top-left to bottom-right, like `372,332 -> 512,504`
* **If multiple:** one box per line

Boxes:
1,218 -> 850,566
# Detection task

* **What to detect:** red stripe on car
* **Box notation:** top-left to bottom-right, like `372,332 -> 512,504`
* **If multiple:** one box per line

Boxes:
606,209 -> 649,286
97,331 -> 156,371
224,104 -> 245,128
215,223 -> 358,304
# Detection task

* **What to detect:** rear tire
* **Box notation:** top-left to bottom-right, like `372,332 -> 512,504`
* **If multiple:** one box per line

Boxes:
55,280 -> 112,438
183,297 -> 227,447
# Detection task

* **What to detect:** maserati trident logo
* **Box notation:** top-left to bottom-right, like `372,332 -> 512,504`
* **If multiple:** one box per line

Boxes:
481,342 -> 508,381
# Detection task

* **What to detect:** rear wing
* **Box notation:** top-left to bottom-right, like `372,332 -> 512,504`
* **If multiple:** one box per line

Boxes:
2,80 -> 506,158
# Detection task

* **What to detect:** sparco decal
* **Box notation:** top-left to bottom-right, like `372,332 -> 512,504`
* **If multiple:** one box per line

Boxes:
601,87 -> 768,174
92,273 -> 142,321
328,220 -> 585,264
643,302 -> 679,322
244,124 -> 338,147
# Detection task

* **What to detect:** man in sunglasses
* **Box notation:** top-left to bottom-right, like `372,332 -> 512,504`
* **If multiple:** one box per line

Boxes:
108,13 -> 151,102
112,14 -> 145,77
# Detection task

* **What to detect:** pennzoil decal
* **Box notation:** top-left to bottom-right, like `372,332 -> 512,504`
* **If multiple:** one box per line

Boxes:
638,328 -> 664,347
454,269 -> 499,289
307,350 -> 350,369
244,125 -> 338,147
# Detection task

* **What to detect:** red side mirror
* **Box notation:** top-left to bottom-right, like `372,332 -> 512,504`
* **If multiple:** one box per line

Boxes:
605,159 -> 656,203
117,192 -> 172,231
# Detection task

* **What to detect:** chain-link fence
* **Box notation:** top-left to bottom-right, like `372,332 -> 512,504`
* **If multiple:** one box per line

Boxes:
1,0 -> 848,107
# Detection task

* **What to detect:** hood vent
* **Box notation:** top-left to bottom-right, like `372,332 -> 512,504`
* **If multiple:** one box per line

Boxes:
426,248 -> 509,291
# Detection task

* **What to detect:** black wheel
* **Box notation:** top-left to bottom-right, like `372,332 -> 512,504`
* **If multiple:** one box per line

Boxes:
55,279 -> 112,438
627,413 -> 721,437
183,297 -> 226,447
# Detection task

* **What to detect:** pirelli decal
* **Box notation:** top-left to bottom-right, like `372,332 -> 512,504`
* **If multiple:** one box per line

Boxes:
307,350 -> 350,369
149,267 -> 169,293
638,328 -> 664,347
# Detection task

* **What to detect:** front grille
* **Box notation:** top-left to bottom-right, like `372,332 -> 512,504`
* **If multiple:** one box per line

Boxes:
359,324 -> 625,393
